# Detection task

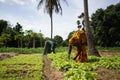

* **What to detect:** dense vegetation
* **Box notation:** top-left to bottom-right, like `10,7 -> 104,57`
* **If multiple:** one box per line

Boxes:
0,54 -> 43,80
0,46 -> 120,53
0,21 -> 67,48
48,52 -> 120,80
0,47 -> 120,80
91,3 -> 120,47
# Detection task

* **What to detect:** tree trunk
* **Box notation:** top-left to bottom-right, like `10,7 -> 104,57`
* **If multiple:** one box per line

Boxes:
50,14 -> 53,39
20,39 -> 22,48
40,38 -> 42,47
18,40 -> 20,48
83,0 -> 101,57
50,0 -> 53,40
33,38 -> 35,48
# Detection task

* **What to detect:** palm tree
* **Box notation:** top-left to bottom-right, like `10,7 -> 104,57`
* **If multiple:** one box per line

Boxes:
25,30 -> 33,48
37,0 -> 67,39
83,0 -> 101,57
78,12 -> 85,26
14,33 -> 23,48
38,32 -> 43,47
25,30 -> 37,48
1,33 -> 11,47
31,32 -> 37,48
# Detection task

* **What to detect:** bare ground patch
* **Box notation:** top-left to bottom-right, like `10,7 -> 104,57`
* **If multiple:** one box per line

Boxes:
100,50 -> 120,57
96,51 -> 120,80
43,56 -> 64,80
96,68 -> 120,80
0,53 -> 19,60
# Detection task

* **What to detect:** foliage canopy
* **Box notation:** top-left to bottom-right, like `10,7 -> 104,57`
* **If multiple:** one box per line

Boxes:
91,3 -> 120,47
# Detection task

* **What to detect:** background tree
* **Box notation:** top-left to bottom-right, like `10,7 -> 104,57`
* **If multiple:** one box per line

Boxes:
14,23 -> 24,48
61,40 -> 67,47
25,30 -> 33,48
77,20 -> 80,26
37,32 -> 43,47
31,31 -> 37,48
37,0 -> 67,39
53,35 -> 63,46
2,25 -> 16,47
78,12 -> 85,26
0,33 -> 11,47
76,20 -> 82,29
91,8 -> 105,46
44,37 -> 51,41
91,3 -> 120,47
67,31 -> 75,41
0,37 -> 4,47
83,0 -> 100,57
13,22 -> 23,33
14,34 -> 24,48
0,20 -> 8,36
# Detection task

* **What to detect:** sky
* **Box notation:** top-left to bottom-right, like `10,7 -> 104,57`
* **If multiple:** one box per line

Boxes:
0,0 -> 120,40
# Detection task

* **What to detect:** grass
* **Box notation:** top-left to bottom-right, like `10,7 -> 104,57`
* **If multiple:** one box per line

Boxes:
0,46 -> 120,54
96,46 -> 120,51
0,47 -> 69,53
0,48 -> 44,53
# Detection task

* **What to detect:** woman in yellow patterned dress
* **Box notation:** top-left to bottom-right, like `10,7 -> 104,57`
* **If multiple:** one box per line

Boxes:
68,29 -> 88,62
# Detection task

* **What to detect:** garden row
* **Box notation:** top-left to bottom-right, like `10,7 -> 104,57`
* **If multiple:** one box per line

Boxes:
0,54 -> 43,80
48,52 -> 120,80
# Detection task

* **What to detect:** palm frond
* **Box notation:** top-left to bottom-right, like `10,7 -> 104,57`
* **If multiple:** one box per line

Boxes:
37,0 -> 44,9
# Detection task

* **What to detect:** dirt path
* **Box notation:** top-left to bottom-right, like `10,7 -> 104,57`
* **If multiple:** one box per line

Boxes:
42,56 -> 64,80
96,68 -> 120,80
100,51 -> 120,57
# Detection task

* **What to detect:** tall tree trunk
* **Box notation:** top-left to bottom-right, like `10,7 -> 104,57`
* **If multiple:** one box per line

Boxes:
18,40 -> 20,48
40,38 -> 42,47
50,14 -> 53,39
50,0 -> 53,40
20,39 -> 22,48
33,38 -> 35,48
83,0 -> 101,57
28,38 -> 30,48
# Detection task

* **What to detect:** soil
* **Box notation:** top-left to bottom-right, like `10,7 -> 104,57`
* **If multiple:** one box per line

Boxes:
99,50 -> 120,57
96,68 -> 120,80
0,51 -> 120,80
42,56 -> 64,80
0,53 -> 19,60
96,51 -> 120,80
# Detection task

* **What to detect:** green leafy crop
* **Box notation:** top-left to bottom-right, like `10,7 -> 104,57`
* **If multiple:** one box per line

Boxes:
48,52 -> 120,80
0,54 -> 43,80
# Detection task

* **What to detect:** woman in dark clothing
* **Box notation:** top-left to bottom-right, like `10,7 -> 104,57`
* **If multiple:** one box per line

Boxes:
43,40 -> 57,55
